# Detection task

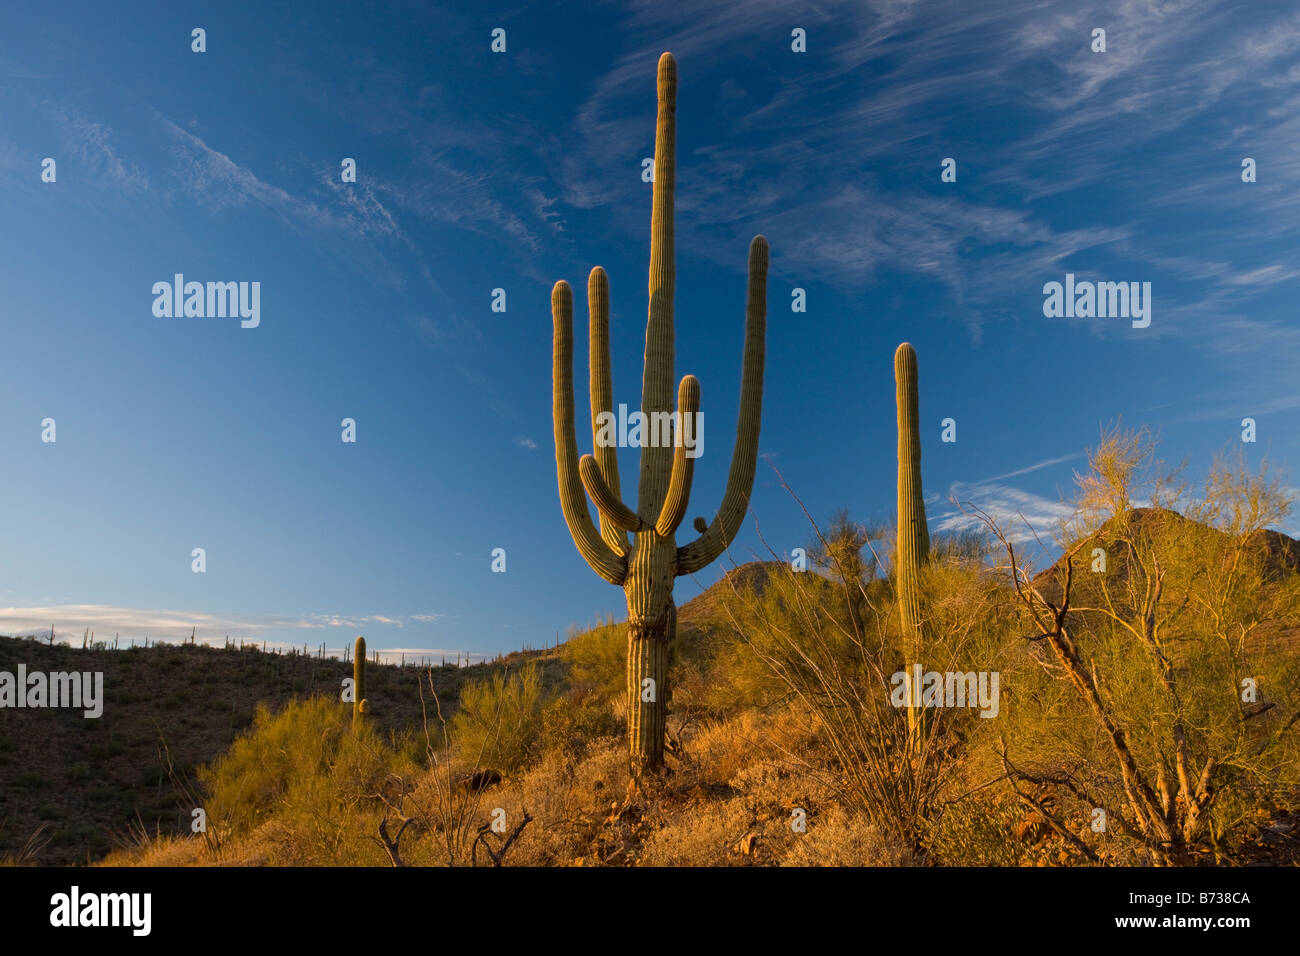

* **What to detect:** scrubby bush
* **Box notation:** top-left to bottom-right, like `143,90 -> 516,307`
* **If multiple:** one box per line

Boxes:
540,694 -> 621,757
984,427 -> 1300,865
560,617 -> 624,701
198,695 -> 413,864
714,508 -> 1012,859
449,662 -> 548,774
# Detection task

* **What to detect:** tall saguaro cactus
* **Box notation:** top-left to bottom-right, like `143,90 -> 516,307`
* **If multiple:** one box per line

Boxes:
894,343 -> 930,739
353,635 -> 368,725
552,52 -> 768,783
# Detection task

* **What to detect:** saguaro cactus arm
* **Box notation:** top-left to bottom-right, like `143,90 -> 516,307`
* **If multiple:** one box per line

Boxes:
676,235 -> 768,574
636,52 -> 678,521
895,342 -> 930,564
553,280 -> 629,586
587,266 -> 630,555
655,374 -> 700,536
580,454 -> 644,532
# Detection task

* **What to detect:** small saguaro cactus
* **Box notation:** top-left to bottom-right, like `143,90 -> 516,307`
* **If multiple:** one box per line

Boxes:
353,635 -> 368,725
894,342 -> 930,739
552,51 -> 769,784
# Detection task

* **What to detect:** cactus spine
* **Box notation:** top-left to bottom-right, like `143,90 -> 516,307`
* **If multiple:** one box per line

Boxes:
894,342 -> 930,741
552,52 -> 768,784
353,635 -> 368,725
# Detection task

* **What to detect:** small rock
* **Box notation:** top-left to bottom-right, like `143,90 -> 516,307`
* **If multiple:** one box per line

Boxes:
1015,811 -> 1048,843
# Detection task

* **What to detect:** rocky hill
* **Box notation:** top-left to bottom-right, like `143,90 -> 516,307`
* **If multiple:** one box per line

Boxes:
1030,507 -> 1300,652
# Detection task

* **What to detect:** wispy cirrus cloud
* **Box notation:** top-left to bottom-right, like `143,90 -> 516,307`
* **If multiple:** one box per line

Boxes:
158,115 -> 414,290
542,7 -> 1071,337
934,480 -> 1075,546
0,604 -> 448,640
49,104 -> 149,190
319,168 -> 402,239
163,118 -> 394,237
975,453 -> 1083,484
547,0 -> 1300,349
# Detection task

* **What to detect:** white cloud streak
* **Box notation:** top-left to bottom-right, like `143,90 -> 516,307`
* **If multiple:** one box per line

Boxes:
934,480 -> 1076,546
0,605 -> 447,640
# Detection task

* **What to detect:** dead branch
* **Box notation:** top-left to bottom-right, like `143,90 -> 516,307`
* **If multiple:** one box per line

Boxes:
471,809 -> 534,867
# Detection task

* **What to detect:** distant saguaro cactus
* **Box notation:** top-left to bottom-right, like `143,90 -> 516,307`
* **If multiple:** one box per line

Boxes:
353,635 -> 368,725
552,52 -> 768,784
894,342 -> 930,739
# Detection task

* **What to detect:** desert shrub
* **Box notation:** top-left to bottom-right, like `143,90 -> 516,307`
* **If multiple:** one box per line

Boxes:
560,617 -> 624,701
198,694 -> 410,864
692,622 -> 790,716
384,673 -> 619,867
449,661 -> 547,774
684,712 -> 769,787
390,737 -> 630,867
714,504 -> 1012,859
540,694 -> 621,757
929,792 -> 1028,866
475,742 -> 628,866
984,427 -> 1300,865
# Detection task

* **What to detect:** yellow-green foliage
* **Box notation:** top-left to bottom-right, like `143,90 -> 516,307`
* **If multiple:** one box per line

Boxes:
1000,515 -> 1300,840
559,616 -> 625,701
710,512 -> 1019,856
449,662 -> 548,774
198,695 -> 413,863
991,431 -> 1300,863
539,694 -> 622,757
929,793 -> 1030,867
709,572 -> 846,713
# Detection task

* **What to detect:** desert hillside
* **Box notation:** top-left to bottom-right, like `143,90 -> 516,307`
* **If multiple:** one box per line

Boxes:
4,504 -> 1297,867
0,636 -> 553,864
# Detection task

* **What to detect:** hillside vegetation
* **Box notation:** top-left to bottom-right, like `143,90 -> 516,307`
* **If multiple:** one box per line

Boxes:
4,428 -> 1299,867
0,637 -> 551,865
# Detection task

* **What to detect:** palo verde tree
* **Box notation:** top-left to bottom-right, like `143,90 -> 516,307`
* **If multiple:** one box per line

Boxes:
974,427 -> 1300,865
551,52 -> 769,784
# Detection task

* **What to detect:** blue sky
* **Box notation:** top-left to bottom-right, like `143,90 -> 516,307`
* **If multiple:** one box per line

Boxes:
2,0 -> 1298,660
